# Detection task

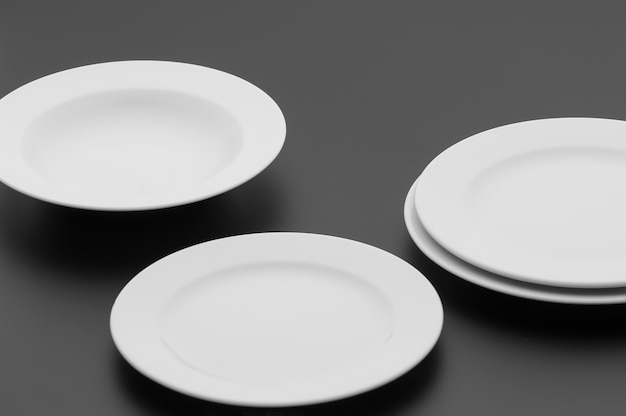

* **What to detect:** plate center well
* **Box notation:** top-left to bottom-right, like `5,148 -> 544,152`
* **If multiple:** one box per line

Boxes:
21,89 -> 243,200
159,262 -> 394,384
466,147 -> 626,259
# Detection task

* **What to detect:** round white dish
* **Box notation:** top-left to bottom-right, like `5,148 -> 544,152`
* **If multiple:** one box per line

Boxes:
406,177 -> 626,304
0,61 -> 286,210
110,232 -> 443,407
416,118 -> 626,288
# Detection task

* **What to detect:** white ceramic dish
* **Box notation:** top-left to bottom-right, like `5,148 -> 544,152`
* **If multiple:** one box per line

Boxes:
416,118 -> 626,288
406,177 -> 626,304
0,61 -> 286,210
110,232 -> 443,407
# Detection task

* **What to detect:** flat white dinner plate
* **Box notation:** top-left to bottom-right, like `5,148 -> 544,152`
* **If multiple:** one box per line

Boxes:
406,177 -> 626,304
416,118 -> 626,288
0,61 -> 286,210
110,233 -> 443,407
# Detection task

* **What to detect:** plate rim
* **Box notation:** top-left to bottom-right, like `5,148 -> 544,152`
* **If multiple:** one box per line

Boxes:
110,232 -> 444,407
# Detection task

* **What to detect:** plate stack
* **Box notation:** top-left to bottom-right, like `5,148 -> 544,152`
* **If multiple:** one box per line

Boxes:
405,118 -> 626,304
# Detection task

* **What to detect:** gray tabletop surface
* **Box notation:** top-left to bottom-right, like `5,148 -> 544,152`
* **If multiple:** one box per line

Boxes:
1,1 -> 625,415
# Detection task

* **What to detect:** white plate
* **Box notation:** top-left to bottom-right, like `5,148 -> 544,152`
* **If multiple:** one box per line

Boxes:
406,177 -> 626,304
110,233 -> 443,407
0,61 -> 286,210
416,118 -> 626,288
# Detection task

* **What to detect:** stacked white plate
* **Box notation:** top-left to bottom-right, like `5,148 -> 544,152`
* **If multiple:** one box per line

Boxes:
405,117 -> 626,304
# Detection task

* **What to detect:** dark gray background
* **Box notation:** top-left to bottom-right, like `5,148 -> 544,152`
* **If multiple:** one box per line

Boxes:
1,1 -> 625,415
